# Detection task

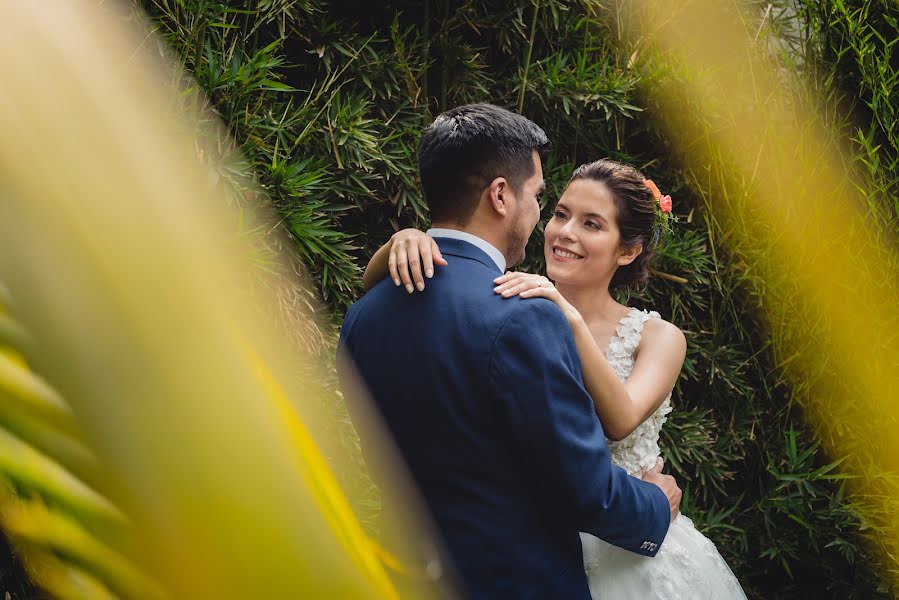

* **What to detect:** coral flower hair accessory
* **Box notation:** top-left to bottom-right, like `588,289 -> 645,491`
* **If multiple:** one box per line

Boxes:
643,178 -> 672,213
644,178 -> 662,200
659,195 -> 672,213
643,178 -> 675,239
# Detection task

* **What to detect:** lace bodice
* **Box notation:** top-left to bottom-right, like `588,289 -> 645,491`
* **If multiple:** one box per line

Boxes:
604,308 -> 672,476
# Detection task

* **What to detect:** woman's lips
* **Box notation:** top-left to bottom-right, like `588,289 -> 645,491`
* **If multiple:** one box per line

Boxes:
552,246 -> 584,261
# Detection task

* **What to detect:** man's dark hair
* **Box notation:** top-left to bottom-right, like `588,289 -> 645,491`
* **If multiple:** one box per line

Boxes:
418,103 -> 549,225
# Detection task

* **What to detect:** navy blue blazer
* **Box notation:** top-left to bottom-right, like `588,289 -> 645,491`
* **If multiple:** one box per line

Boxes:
339,237 -> 669,599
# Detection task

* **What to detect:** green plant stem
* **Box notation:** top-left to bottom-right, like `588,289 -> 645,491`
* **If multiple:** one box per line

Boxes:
422,0 -> 430,120
439,0 -> 448,112
517,0 -> 540,113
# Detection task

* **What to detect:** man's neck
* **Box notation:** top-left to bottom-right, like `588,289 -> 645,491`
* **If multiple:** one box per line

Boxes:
429,221 -> 507,261
428,222 -> 508,272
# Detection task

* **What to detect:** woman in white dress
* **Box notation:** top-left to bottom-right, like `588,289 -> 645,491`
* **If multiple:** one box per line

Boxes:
364,158 -> 746,599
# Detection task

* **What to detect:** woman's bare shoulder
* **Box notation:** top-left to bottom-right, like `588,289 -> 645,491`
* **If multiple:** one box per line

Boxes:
639,314 -> 686,358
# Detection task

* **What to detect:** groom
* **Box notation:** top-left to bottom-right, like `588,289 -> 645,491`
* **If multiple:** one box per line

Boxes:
339,103 -> 680,598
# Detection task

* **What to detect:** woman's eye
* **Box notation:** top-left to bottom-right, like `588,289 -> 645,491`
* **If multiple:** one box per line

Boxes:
585,220 -> 601,229
553,210 -> 567,219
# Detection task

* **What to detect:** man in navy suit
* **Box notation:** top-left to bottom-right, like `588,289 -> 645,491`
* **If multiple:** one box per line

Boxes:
338,103 -> 680,599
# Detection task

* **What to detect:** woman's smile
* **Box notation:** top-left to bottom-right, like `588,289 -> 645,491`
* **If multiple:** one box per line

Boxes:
552,246 -> 585,261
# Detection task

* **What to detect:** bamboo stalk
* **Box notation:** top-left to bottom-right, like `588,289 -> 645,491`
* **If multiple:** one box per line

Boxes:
517,0 -> 541,113
422,0 -> 430,120
439,0 -> 448,111
650,269 -> 689,284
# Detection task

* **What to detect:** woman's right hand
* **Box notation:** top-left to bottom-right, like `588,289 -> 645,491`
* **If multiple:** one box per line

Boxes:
389,229 -> 448,293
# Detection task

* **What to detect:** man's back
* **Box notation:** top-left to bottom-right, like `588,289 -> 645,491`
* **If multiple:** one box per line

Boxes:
340,238 -> 668,599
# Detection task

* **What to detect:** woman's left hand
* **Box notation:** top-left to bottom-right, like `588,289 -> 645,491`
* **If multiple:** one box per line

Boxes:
493,272 -> 583,325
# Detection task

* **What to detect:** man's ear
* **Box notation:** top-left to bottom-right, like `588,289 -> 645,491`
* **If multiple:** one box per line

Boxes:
617,243 -> 643,266
486,177 -> 509,217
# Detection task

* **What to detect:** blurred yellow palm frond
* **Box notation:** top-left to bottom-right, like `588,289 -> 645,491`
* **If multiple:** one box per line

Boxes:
0,2 -> 435,598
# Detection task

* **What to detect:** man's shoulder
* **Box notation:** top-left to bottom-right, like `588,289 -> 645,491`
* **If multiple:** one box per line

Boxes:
347,277 -> 398,312
343,270 -> 568,338
487,297 -> 583,386
486,297 -> 574,365
493,295 -> 569,332
442,279 -> 569,336
340,280 -> 393,339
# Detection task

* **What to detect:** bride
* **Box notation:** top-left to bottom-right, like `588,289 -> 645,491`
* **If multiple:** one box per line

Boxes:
362,158 -> 746,598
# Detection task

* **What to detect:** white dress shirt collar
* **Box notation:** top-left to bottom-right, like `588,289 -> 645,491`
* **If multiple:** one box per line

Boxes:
426,228 -> 506,273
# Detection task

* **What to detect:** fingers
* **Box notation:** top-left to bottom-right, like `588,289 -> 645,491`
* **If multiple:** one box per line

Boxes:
647,457 -> 664,474
493,271 -> 528,285
519,286 -> 557,299
387,248 -> 400,287
393,228 -> 429,244
494,273 -> 557,303
391,235 -> 449,293
394,241 -> 415,293
493,274 -> 542,294
418,237 -> 435,280
495,280 -> 540,298
404,241 -> 425,291
670,483 -> 682,521
502,283 -> 532,297
431,240 -> 448,267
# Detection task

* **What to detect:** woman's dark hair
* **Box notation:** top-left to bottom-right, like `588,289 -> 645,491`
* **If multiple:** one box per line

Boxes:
568,158 -> 658,291
418,103 -> 549,225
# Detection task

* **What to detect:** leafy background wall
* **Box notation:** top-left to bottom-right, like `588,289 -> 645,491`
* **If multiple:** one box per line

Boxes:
2,1 -> 897,598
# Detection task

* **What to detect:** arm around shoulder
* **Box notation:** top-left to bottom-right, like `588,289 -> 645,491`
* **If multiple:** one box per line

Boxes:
362,229 -> 447,292
362,238 -> 395,291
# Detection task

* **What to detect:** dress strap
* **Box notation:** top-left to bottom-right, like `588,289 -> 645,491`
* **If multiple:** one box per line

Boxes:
610,308 -> 660,358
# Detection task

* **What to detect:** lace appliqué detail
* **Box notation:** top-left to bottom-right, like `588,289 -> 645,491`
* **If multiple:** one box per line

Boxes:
604,308 -> 672,477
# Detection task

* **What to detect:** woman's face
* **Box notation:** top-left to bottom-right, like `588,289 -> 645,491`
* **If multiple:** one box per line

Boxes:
543,178 -> 632,288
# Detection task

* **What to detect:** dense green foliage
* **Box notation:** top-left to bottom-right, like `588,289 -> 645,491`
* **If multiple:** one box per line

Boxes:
5,1 -> 897,598
135,0 -> 896,598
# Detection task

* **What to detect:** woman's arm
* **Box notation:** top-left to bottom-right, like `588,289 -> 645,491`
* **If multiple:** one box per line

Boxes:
571,315 -> 685,440
493,273 -> 686,441
620,318 -> 686,430
567,315 -> 643,440
362,229 -> 447,292
362,238 -> 395,291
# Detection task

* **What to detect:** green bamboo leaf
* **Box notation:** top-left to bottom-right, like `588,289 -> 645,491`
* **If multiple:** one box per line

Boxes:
11,547 -> 118,600
0,426 -> 126,530
0,312 -> 32,351
0,351 -> 77,433
2,497 -> 165,600
0,398 -> 97,481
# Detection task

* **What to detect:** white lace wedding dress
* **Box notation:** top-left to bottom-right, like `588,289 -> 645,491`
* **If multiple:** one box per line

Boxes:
580,308 -> 746,599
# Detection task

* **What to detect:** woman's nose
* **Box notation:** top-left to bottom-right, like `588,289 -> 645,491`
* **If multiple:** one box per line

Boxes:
558,220 -> 577,240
